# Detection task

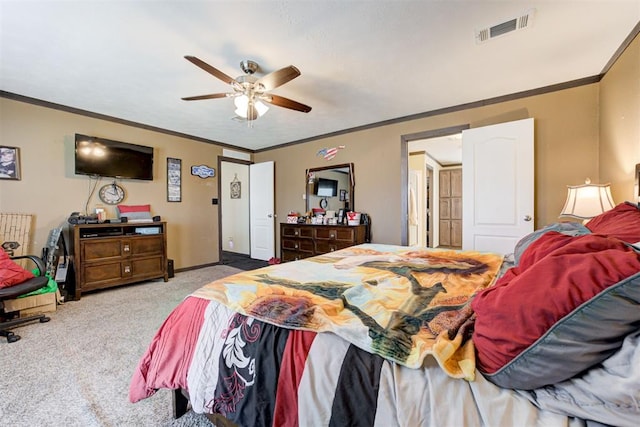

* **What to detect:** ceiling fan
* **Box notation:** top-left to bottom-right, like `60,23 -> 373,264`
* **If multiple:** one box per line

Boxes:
182,55 -> 312,121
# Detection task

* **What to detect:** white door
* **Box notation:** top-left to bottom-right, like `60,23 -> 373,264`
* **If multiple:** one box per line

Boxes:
462,118 -> 534,255
249,161 -> 275,261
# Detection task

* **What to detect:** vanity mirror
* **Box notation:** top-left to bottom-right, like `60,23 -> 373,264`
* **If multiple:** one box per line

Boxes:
306,163 -> 354,216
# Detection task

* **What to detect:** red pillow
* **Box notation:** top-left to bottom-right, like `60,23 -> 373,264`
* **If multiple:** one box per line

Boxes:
585,202 -> 640,243
117,204 -> 151,213
0,251 -> 35,288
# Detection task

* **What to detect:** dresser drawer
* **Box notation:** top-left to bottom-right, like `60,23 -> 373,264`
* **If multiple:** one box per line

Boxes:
281,238 -> 314,253
82,261 -> 127,291
81,238 -> 126,262
130,235 -> 164,257
131,256 -> 165,278
281,250 -> 313,262
314,227 -> 356,242
282,225 -> 314,239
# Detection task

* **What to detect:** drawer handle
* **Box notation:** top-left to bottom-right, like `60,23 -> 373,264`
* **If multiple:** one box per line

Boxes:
124,266 -> 131,273
330,234 -> 335,239
123,244 -> 130,252
294,231 -> 299,236
294,244 -> 298,249
330,248 -> 335,252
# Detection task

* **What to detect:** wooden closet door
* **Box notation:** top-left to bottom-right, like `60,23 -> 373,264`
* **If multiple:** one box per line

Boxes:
439,168 -> 462,249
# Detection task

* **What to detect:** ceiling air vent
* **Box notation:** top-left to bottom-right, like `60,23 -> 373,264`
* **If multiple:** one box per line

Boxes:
475,9 -> 535,44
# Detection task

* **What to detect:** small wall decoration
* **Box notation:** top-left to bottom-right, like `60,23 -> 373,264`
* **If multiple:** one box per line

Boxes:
167,157 -> 182,202
230,174 -> 241,199
317,145 -> 345,161
0,146 -> 21,180
340,189 -> 347,201
191,164 -> 215,179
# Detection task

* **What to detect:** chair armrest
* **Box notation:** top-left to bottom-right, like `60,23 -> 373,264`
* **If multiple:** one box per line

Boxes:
9,255 -> 46,277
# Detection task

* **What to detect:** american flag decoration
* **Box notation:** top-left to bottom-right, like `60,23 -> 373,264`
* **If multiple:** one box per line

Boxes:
317,145 -> 345,160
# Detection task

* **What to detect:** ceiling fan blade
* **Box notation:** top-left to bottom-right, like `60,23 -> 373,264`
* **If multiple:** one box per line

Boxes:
181,93 -> 229,101
264,94 -> 312,113
254,65 -> 301,91
184,56 -> 236,85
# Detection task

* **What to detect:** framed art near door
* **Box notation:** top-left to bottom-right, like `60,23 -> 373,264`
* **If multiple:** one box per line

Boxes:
0,146 -> 21,180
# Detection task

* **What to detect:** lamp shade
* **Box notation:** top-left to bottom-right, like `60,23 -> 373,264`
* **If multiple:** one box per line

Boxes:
560,181 -> 615,220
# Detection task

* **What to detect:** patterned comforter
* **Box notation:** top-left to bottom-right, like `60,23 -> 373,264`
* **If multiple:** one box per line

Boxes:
190,244 -> 502,379
129,244 -> 580,426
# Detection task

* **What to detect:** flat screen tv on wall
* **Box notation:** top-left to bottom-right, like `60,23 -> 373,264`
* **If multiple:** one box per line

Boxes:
74,134 -> 154,180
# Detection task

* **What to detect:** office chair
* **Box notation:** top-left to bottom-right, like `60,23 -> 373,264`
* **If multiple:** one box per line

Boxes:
0,254 -> 51,343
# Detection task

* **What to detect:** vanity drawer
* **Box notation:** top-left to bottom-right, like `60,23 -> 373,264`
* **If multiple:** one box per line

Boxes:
281,238 -> 315,253
314,227 -> 356,242
280,223 -> 368,262
281,250 -> 313,262
281,225 -> 314,239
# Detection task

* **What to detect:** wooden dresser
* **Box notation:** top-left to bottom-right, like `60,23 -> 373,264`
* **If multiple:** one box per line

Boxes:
280,223 -> 367,262
71,221 -> 168,299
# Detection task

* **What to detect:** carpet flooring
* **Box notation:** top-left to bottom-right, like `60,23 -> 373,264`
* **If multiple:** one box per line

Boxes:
0,264 -> 243,427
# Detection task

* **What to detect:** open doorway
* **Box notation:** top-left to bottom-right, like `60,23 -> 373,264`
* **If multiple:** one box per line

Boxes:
218,156 -> 275,269
400,124 -> 469,247
402,119 -> 534,254
219,157 -> 250,265
218,157 -> 269,270
408,133 -> 462,249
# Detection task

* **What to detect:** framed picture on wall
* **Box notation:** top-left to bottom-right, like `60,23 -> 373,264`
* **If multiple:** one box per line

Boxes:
339,189 -> 347,201
167,157 -> 182,202
0,146 -> 21,180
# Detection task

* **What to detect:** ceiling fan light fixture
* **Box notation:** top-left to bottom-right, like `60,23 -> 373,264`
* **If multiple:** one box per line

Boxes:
234,95 -> 268,119
183,56 -> 311,121
254,100 -> 269,116
234,94 -> 249,117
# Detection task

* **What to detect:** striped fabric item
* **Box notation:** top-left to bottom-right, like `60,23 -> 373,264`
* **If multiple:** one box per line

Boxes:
131,297 -> 577,427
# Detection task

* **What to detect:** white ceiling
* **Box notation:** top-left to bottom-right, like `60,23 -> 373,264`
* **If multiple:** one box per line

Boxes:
410,134 -> 463,166
1,1 -> 638,152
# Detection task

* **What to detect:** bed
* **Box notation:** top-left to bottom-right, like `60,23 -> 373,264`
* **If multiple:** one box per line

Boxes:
130,202 -> 640,427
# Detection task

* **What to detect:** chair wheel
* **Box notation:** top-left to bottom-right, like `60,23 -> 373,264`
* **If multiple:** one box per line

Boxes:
40,316 -> 51,323
7,332 -> 20,343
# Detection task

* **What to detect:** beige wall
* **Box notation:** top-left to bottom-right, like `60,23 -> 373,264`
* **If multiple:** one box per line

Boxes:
258,34 -> 638,250
0,100 -> 227,269
2,33 -> 637,264
599,34 -> 640,203
257,83 -> 601,247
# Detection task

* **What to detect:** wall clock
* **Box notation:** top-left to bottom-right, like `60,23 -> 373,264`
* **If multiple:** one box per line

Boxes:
98,182 -> 126,205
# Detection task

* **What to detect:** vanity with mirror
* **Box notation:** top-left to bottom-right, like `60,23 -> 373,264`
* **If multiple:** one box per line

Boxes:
305,163 -> 354,218
280,163 -> 368,262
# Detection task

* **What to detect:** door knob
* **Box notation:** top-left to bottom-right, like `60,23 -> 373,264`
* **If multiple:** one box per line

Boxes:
524,215 -> 532,221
